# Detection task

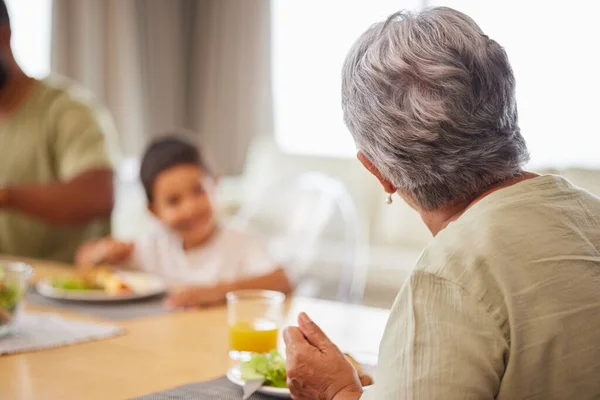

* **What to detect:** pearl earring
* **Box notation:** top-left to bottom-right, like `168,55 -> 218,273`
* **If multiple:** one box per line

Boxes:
386,193 -> 393,204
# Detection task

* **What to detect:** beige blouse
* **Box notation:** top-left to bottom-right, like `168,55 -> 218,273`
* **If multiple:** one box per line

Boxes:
363,175 -> 600,399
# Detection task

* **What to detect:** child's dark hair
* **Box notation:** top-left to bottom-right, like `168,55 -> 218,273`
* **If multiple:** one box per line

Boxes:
140,135 -> 211,202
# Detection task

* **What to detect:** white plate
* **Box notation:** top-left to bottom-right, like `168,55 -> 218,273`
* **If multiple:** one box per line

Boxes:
226,356 -> 376,399
226,365 -> 291,398
36,271 -> 167,302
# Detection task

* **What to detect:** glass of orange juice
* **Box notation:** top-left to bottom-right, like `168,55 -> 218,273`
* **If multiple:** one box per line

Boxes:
226,290 -> 285,361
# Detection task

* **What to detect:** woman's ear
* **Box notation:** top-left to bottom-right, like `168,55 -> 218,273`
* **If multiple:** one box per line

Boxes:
357,152 -> 396,194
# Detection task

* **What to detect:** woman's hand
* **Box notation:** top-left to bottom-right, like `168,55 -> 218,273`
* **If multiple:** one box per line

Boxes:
164,286 -> 226,309
284,313 -> 363,400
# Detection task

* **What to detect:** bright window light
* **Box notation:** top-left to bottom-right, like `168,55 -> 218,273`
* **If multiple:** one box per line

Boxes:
5,0 -> 53,79
428,0 -> 600,168
271,0 -> 600,168
271,0 -> 423,158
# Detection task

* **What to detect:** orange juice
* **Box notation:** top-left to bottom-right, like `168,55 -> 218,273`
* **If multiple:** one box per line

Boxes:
229,319 -> 278,353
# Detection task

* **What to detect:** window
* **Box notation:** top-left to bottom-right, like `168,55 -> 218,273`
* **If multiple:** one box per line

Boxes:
428,0 -> 600,168
5,0 -> 53,79
271,0 -> 422,158
271,1 -> 600,168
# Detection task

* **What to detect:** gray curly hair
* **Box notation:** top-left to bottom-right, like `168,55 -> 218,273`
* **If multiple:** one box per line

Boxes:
342,7 -> 529,211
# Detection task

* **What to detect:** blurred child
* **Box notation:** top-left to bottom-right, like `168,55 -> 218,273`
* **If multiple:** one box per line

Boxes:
75,135 -> 292,308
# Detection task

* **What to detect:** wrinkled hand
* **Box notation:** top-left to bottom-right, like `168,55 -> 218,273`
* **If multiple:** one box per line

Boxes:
284,313 -> 363,400
164,286 -> 226,309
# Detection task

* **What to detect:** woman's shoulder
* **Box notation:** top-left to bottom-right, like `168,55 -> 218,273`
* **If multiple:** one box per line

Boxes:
422,174 -> 600,276
412,218 -> 511,313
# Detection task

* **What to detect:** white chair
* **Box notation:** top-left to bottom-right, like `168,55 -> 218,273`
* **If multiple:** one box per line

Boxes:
231,172 -> 369,303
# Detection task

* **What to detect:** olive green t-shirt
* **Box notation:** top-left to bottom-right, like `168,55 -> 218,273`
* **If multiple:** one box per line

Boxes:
0,77 -> 118,263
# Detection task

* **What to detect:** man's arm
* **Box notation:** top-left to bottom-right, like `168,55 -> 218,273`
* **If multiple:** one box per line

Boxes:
2,80 -> 121,226
0,168 -> 113,225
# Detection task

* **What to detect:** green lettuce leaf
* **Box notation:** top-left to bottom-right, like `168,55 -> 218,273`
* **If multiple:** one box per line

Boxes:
51,278 -> 95,291
240,350 -> 288,388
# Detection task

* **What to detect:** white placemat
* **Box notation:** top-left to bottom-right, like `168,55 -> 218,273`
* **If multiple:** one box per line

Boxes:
0,312 -> 124,355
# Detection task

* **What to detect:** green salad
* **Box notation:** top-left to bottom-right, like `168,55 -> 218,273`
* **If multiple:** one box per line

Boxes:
0,283 -> 19,311
51,277 -> 96,291
240,350 -> 287,388
0,282 -> 20,324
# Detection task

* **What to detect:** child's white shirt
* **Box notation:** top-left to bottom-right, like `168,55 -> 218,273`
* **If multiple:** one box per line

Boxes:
129,221 -> 277,285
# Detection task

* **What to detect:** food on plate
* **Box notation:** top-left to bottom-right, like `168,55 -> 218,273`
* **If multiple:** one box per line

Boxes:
84,268 -> 132,294
239,350 -> 374,389
0,282 -> 19,325
51,277 -> 96,291
51,268 -> 132,295
241,350 -> 287,388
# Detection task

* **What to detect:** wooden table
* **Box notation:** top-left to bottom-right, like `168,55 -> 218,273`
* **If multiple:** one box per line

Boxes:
0,260 -> 390,400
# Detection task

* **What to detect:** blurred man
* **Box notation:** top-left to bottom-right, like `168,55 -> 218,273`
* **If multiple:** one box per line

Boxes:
0,0 -> 117,262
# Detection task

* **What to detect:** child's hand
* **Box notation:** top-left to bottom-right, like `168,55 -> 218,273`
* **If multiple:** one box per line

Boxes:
76,237 -> 134,266
164,286 -> 226,309
94,238 -> 134,265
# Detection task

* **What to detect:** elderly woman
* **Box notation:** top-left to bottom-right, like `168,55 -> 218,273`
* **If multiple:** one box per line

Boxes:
283,7 -> 600,400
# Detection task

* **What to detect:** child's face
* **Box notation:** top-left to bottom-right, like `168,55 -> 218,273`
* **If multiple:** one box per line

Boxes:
149,164 -> 217,247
